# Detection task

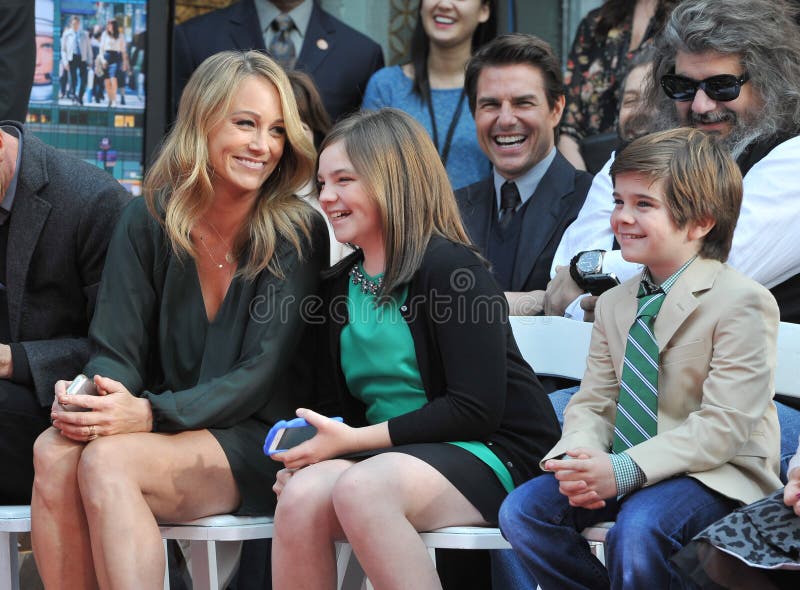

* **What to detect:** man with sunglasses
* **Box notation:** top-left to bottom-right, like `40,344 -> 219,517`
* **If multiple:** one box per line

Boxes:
547,0 -> 800,328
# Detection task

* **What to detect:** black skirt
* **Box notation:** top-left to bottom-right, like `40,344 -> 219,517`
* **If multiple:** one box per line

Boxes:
210,418 -> 279,516
349,442 -> 509,525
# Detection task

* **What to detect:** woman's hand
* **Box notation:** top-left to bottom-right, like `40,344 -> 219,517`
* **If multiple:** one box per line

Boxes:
784,467 -> 800,516
273,468 -> 296,498
271,409 -> 361,470
51,375 -> 153,443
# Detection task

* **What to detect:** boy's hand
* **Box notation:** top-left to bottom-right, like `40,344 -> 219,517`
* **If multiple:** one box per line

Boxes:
784,467 -> 800,516
546,448 -> 616,509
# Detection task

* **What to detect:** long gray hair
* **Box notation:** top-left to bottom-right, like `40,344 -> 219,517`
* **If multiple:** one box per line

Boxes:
646,0 -> 800,157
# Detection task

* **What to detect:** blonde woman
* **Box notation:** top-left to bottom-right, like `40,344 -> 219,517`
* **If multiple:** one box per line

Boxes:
31,51 -> 328,588
271,109 -> 560,589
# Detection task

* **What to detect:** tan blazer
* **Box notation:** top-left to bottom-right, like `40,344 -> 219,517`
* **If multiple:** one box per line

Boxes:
545,258 -> 782,504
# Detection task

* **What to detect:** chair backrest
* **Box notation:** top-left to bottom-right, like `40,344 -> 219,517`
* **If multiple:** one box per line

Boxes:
777,321 -> 800,400
511,316 -> 799,400
509,316 -> 593,381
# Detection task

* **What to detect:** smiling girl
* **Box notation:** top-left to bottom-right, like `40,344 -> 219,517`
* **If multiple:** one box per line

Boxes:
270,108 -> 559,589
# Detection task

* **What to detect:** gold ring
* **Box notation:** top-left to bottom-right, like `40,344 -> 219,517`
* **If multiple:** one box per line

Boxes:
88,425 -> 97,440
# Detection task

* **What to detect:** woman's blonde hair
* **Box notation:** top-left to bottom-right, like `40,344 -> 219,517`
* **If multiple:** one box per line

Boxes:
144,50 -> 317,279
320,108 -> 472,300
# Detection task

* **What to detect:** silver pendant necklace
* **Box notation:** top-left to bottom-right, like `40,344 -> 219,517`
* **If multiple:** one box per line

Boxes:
198,234 -> 227,269
197,220 -> 235,269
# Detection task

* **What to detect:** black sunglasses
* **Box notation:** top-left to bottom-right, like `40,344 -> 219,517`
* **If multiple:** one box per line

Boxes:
660,72 -> 750,102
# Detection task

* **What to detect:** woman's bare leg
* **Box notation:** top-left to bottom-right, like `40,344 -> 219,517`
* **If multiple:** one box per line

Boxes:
332,453 -> 488,590
272,460 -> 354,590
77,430 -> 240,589
32,427 -> 97,590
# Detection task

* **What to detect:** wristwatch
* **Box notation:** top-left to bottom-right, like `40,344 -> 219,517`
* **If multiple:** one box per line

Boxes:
570,250 -> 620,295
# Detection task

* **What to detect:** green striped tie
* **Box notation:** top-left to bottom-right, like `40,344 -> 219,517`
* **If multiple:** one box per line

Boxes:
612,283 -> 666,453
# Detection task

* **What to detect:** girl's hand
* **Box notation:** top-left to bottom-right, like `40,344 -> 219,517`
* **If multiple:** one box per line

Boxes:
271,408 -> 360,470
273,468 -> 296,498
51,375 -> 153,442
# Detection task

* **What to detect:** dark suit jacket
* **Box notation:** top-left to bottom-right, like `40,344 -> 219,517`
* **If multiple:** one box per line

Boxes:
173,0 -> 384,121
455,152 -> 592,292
4,121 -> 130,405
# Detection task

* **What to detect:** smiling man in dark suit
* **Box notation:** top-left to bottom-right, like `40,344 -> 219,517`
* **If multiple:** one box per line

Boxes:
456,34 -> 592,315
0,120 -> 129,504
173,0 -> 384,122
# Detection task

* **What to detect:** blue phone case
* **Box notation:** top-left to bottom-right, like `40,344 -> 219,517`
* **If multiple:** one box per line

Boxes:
263,416 -> 343,456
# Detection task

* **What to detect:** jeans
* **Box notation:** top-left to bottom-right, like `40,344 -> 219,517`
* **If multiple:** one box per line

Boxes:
548,386 -> 579,428
776,400 -> 800,482
499,474 -> 737,590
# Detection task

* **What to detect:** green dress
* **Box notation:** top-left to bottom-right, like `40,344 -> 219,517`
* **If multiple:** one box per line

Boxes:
84,198 -> 327,514
340,264 -> 513,493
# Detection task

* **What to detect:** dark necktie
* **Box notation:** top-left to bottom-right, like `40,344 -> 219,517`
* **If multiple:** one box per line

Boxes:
269,13 -> 296,70
499,181 -> 521,229
612,283 -> 666,452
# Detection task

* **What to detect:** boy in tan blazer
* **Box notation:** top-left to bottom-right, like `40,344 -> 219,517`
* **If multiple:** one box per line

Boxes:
499,128 -> 782,590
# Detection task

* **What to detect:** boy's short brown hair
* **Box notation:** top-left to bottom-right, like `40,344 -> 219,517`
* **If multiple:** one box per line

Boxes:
610,128 -> 742,261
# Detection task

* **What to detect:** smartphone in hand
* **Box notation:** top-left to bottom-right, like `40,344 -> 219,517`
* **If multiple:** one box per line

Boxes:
61,374 -> 98,412
263,416 -> 343,456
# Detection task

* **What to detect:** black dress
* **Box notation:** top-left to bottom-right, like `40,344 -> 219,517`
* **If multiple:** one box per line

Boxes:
84,198 -> 328,514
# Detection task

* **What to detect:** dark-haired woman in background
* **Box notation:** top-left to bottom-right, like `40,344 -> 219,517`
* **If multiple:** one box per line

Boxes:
98,19 -> 128,107
362,0 -> 495,189
558,0 -> 679,171
288,69 -> 352,265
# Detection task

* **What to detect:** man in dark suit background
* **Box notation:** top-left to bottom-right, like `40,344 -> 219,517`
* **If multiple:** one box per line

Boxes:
457,33 -> 592,316
173,0 -> 384,122
0,120 -> 129,504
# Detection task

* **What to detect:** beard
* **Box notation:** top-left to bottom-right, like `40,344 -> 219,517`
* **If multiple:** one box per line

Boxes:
619,108 -> 658,143
687,107 -> 777,160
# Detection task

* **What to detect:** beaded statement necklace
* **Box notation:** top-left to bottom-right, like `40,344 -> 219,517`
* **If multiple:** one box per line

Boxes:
349,264 -> 384,296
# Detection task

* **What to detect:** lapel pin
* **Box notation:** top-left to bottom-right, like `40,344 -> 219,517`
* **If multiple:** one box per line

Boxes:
316,38 -> 329,51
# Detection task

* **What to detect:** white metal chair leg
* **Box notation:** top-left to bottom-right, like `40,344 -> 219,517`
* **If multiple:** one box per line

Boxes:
163,539 -> 170,590
189,540 -> 218,590
427,546 -> 437,566
0,531 -> 20,590
335,542 -> 352,589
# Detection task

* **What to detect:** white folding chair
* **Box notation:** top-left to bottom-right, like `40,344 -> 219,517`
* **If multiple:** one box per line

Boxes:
0,505 -> 31,590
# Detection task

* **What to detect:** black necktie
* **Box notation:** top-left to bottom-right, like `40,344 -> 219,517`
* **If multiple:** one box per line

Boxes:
499,181 -> 521,229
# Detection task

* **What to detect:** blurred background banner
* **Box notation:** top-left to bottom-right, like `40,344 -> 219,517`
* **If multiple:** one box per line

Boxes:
26,0 -> 602,193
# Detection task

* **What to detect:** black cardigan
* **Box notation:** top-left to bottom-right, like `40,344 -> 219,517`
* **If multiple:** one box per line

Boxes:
308,236 -> 561,487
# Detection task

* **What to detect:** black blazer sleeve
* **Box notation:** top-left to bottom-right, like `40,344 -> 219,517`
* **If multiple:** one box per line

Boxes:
387,242 -> 512,443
